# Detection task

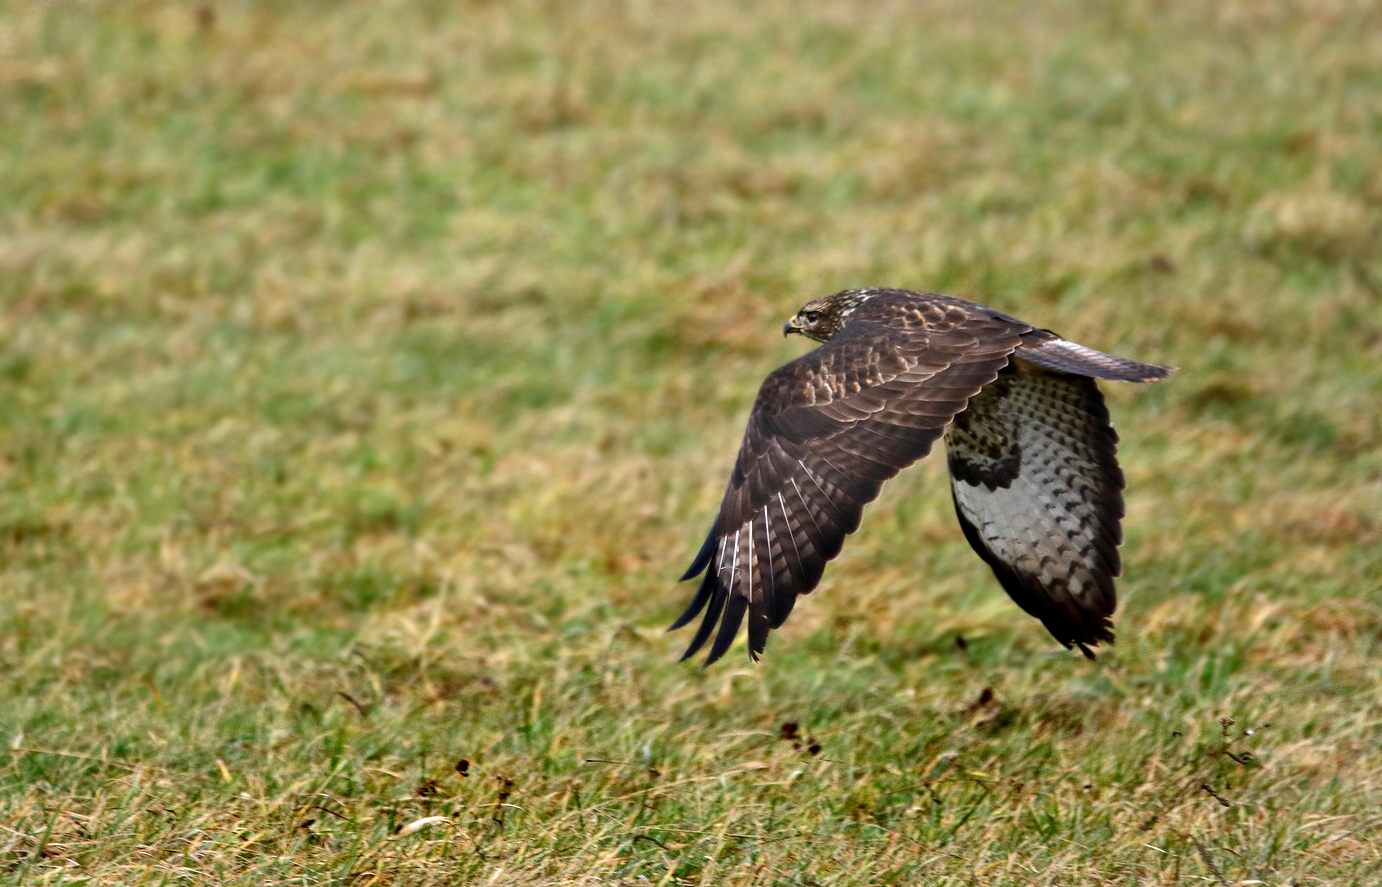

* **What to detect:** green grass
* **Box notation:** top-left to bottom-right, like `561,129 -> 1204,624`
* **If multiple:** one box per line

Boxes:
2,0 -> 1381,883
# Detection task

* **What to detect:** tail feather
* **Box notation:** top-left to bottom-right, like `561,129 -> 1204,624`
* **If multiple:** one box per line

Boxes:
1017,333 -> 1174,382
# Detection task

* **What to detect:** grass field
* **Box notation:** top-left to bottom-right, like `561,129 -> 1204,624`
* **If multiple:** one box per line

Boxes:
2,1 -> 1381,883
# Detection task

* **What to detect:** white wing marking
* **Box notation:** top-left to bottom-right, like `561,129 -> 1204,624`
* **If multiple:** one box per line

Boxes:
777,492 -> 803,571
760,505 -> 775,605
745,519 -> 755,603
726,528 -> 740,602
797,459 -> 834,503
788,475 -> 827,541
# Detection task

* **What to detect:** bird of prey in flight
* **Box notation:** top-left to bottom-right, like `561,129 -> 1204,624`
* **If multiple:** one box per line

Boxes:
673,288 -> 1172,665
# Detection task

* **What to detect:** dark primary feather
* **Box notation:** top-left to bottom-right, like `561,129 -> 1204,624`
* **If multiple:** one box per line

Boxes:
675,288 -> 1172,665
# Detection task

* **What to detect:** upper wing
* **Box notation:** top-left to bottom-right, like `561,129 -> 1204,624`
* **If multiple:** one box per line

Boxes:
945,358 -> 1141,656
674,297 -> 1026,665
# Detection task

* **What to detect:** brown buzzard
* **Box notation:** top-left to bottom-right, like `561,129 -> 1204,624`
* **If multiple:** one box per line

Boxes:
674,288 -> 1173,665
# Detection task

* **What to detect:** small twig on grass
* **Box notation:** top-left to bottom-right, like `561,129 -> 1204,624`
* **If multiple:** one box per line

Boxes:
1199,783 -> 1232,808
337,692 -> 371,718
632,832 -> 670,851
1225,750 -> 1258,767
305,802 -> 354,822
1186,832 -> 1228,885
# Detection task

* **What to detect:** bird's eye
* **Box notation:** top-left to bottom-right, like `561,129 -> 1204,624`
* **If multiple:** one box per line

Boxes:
803,311 -> 820,323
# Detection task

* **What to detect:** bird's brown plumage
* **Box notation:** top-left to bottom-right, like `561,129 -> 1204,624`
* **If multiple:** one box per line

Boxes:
674,288 -> 1172,665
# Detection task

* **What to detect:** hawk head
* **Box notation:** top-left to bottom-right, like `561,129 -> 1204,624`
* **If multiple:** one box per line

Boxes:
783,289 -> 878,342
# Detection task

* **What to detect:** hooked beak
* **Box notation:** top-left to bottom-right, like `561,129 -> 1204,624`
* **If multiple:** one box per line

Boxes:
783,317 -> 803,337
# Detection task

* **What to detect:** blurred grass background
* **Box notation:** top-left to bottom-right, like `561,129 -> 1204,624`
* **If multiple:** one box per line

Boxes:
1,0 -> 1380,883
